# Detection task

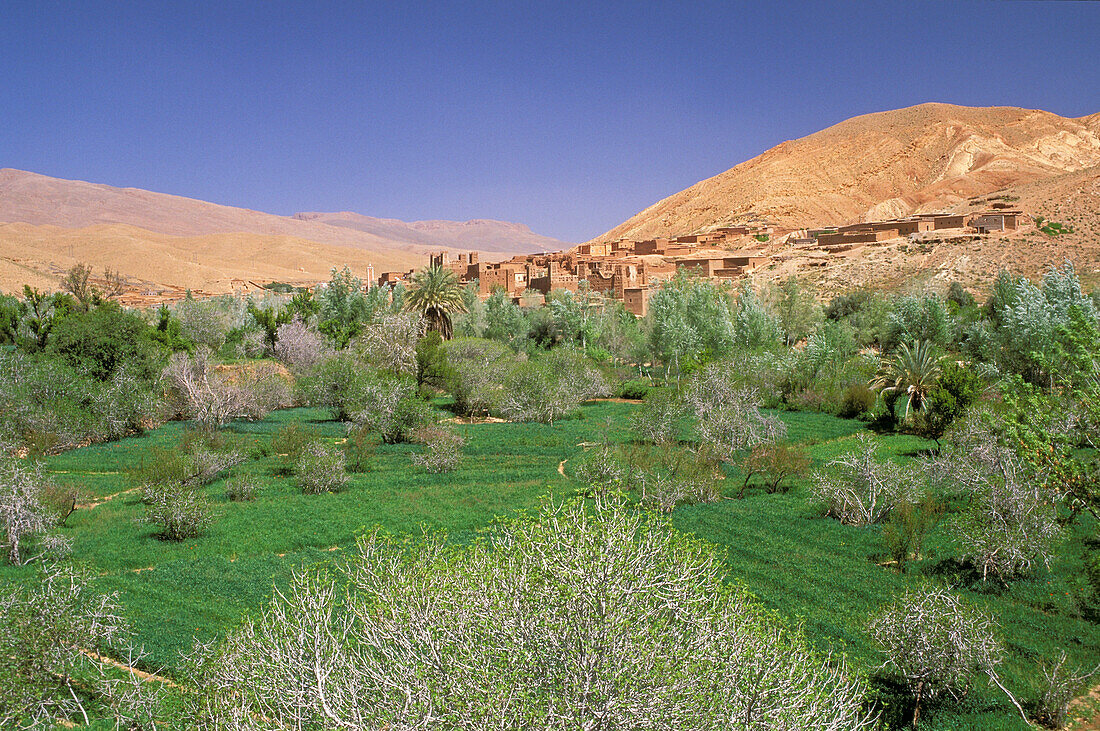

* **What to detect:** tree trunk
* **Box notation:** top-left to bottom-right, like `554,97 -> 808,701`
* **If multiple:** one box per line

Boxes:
912,681 -> 922,729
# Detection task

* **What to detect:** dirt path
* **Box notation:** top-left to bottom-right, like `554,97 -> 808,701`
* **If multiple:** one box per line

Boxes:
80,649 -> 180,689
1070,683 -> 1100,730
558,459 -> 567,477
76,487 -> 140,509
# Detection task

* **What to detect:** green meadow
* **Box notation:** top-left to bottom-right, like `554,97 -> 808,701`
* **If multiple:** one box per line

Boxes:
3,401 -> 1097,730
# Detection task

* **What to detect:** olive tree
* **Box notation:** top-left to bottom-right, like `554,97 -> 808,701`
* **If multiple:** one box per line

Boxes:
185,497 -> 874,730
810,433 -> 919,525
498,349 -> 609,424
870,586 -> 1024,728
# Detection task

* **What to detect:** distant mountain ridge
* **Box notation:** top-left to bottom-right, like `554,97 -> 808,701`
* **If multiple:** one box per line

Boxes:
0,168 -> 565,295
589,103 -> 1100,243
292,211 -> 567,253
0,168 -> 564,256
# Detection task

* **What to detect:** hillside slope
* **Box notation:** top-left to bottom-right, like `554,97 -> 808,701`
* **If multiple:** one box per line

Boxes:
0,222 -> 424,296
590,103 -> 1100,242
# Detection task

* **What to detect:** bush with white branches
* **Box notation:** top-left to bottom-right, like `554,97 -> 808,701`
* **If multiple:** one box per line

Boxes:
929,415 -> 1061,581
1,458 -> 55,565
870,585 -> 1024,727
0,562 -> 164,727
810,433 -> 919,526
685,362 -> 786,462
274,317 -> 331,373
184,497 -> 874,730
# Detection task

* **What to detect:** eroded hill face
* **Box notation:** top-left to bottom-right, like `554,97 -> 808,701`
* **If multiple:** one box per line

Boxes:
590,103 -> 1100,243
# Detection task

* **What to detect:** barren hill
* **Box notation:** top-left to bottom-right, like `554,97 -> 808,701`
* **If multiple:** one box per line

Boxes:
0,222 -> 424,297
590,103 -> 1100,243
0,169 -> 565,295
293,211 -> 566,254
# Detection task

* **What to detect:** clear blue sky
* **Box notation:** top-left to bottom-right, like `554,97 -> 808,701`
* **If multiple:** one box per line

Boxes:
2,1 -> 1098,242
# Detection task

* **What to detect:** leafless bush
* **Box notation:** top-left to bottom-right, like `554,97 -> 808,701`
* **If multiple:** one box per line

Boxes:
1033,651 -> 1100,728
685,363 -> 786,462
0,562 -> 163,728
274,317 -> 331,373
224,473 -> 260,502
624,445 -> 722,511
930,416 -> 1061,581
630,389 -> 684,444
810,434 -> 919,525
410,425 -> 466,473
142,483 -> 213,541
184,497 -> 874,730
573,445 -> 628,493
295,442 -> 348,494
1,458 -> 54,565
870,585 -> 1024,727
357,312 -> 424,376
163,349 -> 288,429
738,442 -> 811,497
233,329 -> 267,359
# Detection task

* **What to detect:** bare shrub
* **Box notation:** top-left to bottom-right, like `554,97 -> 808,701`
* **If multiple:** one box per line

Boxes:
142,483 -> 213,541
224,473 -> 260,502
930,415 -> 1061,581
685,363 -> 786,462
295,442 -> 348,494
870,585 -> 1024,727
1,458 -> 54,565
162,349 -> 253,430
810,434 -> 919,525
623,444 -> 722,511
274,317 -> 331,373
343,423 -> 377,473
1033,651 -> 1100,728
358,312 -> 423,376
630,388 -> 685,444
573,445 -> 628,494
0,562 -> 164,727
410,425 -> 465,473
184,497 -> 874,730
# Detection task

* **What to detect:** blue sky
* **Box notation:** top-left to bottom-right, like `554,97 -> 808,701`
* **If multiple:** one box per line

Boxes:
2,1 -> 1098,242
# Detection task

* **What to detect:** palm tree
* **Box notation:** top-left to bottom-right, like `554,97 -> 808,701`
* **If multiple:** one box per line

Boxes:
871,340 -> 943,421
404,265 -> 467,339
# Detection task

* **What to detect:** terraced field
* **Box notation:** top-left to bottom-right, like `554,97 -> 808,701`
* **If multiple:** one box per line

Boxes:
3,401 -> 1097,729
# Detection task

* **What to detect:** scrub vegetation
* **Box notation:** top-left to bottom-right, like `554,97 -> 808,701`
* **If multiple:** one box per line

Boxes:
1,260 -> 1099,729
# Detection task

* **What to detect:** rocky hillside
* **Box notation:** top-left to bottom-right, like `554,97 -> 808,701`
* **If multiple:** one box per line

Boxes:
590,103 -> 1100,243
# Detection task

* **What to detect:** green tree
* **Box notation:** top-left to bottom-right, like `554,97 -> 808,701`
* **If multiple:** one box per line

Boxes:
768,276 -> 821,346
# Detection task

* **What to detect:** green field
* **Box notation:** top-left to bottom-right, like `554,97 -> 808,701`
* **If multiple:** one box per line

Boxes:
3,402 -> 1098,729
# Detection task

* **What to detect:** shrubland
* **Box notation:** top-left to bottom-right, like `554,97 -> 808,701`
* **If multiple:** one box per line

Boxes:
0,259 -> 1098,729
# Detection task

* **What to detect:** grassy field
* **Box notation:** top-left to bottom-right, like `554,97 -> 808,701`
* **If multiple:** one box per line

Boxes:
3,401 -> 1098,729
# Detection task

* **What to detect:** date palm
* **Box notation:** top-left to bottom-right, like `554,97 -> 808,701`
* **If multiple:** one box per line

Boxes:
404,265 -> 467,339
872,340 -> 942,420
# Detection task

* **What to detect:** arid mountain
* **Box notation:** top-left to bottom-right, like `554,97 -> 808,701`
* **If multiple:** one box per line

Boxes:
748,163 -> 1100,298
590,103 -> 1100,243
0,222 -> 424,298
0,169 -> 563,295
293,212 -> 568,254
